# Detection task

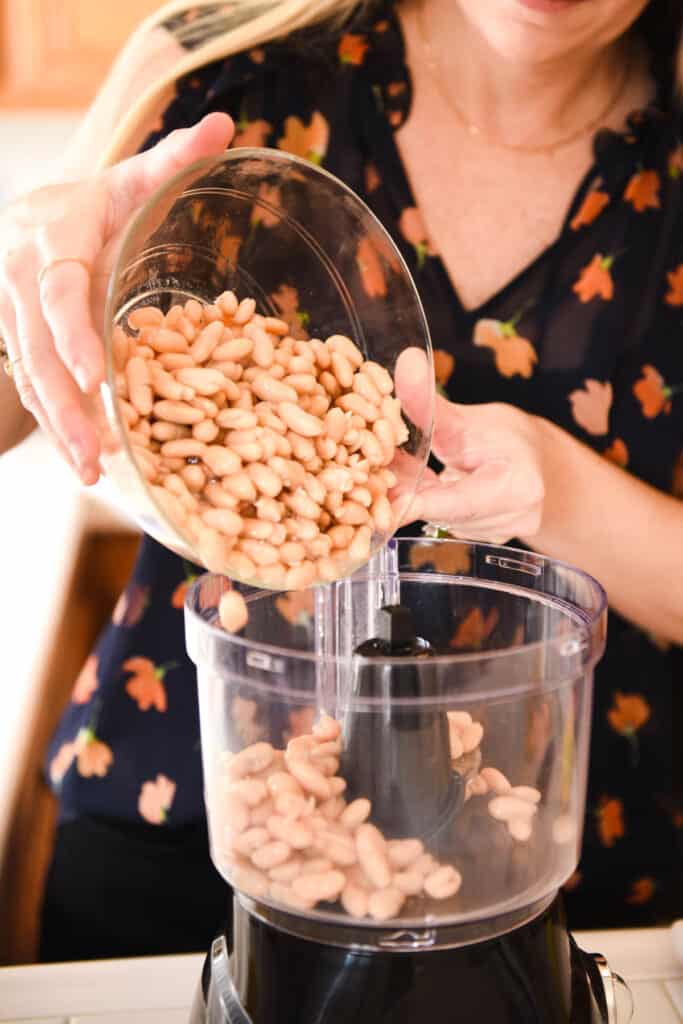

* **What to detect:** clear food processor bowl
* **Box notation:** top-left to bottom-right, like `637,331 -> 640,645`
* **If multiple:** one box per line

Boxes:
96,148 -> 433,587
185,538 -> 607,949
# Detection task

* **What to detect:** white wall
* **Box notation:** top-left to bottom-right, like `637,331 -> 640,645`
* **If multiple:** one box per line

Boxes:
0,111 -> 81,203
0,112 -> 132,844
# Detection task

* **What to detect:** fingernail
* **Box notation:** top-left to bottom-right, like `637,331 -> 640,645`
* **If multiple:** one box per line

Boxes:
74,364 -> 91,393
72,439 -> 94,475
75,364 -> 103,394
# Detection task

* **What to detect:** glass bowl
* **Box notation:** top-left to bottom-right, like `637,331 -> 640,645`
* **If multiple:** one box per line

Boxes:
96,148 -> 434,588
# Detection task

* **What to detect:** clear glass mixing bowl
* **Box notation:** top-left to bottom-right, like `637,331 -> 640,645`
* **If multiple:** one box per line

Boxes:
96,148 -> 434,588
185,538 -> 607,948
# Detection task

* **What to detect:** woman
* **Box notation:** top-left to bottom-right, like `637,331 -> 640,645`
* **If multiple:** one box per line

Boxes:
1,0 -> 682,960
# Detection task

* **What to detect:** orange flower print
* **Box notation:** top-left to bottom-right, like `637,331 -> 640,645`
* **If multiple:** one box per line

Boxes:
49,741 -> 77,785
399,207 -> 437,269
665,264 -> 683,306
286,707 -> 315,741
71,655 -> 98,705
570,189 -> 610,231
572,253 -> 614,303
668,143 -> 683,179
387,82 -> 406,99
604,438 -> 629,467
596,796 -> 625,848
626,877 -> 656,905
249,47 -> 265,64
364,162 -> 381,193
124,657 -> 172,713
233,117 -> 272,148
232,696 -> 265,745
646,630 -> 670,653
75,729 -> 113,778
450,607 -> 500,649
568,379 -> 613,436
189,199 -> 216,232
278,112 -> 329,164
672,448 -> 683,498
251,183 -> 282,229
562,870 -> 582,893
112,583 -> 150,627
215,228 -> 242,271
388,110 -> 404,128
356,237 -> 387,298
138,774 -> 176,825
172,576 -> 194,609
338,33 -> 369,65
525,702 -> 552,764
276,590 -> 315,627
473,318 -> 538,379
433,350 -> 455,395
270,284 -> 310,340
624,169 -> 661,212
373,19 -> 390,32
408,541 -> 471,576
633,365 -> 673,418
607,691 -> 651,736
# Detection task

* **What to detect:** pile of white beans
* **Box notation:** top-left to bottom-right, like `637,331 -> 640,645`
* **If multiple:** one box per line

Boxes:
216,714 -> 464,922
112,291 -> 409,589
448,711 -> 543,842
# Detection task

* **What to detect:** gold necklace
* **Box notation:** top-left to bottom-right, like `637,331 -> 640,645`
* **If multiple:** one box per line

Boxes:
416,4 -> 632,156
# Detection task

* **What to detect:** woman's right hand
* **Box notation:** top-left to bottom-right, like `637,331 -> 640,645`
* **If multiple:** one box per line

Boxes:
0,112 -> 234,484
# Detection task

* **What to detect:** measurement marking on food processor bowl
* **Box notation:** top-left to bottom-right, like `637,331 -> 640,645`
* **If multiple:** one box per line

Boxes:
246,650 -> 286,674
378,929 -> 438,950
485,555 -> 542,577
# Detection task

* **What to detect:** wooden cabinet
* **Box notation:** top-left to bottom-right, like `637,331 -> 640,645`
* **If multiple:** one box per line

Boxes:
0,0 -> 164,109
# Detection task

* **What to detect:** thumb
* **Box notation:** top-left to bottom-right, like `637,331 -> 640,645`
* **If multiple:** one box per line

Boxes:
394,346 -> 434,435
430,393 -> 473,467
105,113 -> 234,228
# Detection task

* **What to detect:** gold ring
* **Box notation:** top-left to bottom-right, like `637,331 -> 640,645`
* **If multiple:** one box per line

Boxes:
37,257 -> 92,290
0,334 -> 22,378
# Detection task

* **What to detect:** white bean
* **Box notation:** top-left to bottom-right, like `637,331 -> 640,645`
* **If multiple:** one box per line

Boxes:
488,795 -> 538,821
340,799 -> 371,831
509,785 -> 542,804
355,824 -> 392,889
227,742 -> 275,780
291,870 -> 346,904
368,887 -> 405,922
386,839 -> 424,869
423,865 -> 462,900
480,767 -> 512,794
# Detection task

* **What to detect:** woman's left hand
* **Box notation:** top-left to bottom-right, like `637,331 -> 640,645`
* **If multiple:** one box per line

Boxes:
399,391 -> 546,544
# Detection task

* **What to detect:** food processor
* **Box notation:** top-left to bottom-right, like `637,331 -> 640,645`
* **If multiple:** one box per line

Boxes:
184,537 -> 635,1023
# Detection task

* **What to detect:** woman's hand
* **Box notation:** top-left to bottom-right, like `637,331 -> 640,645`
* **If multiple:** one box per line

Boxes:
394,351 -> 545,543
407,397 -> 545,543
0,112 -> 234,484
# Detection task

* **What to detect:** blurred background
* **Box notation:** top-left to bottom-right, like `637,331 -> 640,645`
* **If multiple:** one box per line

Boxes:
0,1 -> 163,964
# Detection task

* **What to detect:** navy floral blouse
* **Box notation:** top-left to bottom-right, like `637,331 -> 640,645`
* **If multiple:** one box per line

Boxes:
46,2 -> 683,928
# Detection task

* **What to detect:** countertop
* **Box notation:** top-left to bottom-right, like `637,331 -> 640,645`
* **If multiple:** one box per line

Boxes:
0,927 -> 682,1023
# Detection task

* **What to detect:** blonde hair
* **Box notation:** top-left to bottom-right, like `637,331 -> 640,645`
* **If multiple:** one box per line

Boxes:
102,0 -> 683,169
100,0 -> 362,168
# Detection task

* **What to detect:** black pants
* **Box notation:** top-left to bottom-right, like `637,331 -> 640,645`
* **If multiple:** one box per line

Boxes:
39,816 -> 230,962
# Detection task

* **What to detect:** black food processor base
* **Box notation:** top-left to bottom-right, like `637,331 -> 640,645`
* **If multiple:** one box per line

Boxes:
190,895 -> 611,1024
